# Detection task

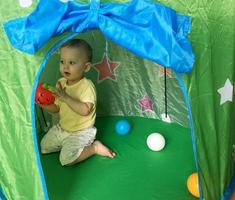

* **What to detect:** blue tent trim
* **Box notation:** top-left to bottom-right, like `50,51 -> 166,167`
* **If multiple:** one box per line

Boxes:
0,187 -> 7,200
176,73 -> 203,200
3,0 -> 194,73
31,31 -> 79,200
221,164 -> 235,200
31,97 -> 49,200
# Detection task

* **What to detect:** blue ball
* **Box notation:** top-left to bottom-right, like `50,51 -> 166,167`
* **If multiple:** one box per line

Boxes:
115,119 -> 131,135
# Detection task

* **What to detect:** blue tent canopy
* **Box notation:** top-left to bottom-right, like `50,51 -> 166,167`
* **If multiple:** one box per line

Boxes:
4,0 -> 194,73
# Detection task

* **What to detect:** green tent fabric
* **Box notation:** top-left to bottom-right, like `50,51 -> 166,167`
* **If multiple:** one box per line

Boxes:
0,0 -> 234,200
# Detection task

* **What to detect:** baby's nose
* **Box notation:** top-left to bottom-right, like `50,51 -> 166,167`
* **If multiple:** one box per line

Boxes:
63,63 -> 69,68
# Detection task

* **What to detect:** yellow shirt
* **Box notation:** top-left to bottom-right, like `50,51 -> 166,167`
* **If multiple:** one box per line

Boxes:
55,77 -> 96,132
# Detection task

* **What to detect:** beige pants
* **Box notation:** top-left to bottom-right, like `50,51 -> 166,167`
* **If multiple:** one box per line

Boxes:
41,124 -> 97,166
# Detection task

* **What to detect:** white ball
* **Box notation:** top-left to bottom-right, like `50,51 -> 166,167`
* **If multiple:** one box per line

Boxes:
147,133 -> 165,151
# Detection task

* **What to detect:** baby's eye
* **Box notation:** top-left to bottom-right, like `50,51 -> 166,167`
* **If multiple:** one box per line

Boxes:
60,60 -> 64,64
69,61 -> 76,65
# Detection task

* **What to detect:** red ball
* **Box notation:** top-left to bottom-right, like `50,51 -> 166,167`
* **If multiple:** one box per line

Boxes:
35,83 -> 55,105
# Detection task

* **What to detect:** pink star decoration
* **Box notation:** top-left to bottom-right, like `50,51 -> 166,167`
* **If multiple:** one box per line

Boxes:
94,53 -> 120,82
138,96 -> 154,112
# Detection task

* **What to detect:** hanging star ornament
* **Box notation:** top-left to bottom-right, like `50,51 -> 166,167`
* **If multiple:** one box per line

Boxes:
93,53 -> 120,83
217,78 -> 234,105
138,95 -> 154,112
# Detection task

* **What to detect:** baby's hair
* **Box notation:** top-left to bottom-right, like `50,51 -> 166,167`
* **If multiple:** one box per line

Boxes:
60,39 -> 92,62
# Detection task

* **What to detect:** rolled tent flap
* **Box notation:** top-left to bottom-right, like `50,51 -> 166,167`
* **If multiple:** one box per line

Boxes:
3,0 -> 194,73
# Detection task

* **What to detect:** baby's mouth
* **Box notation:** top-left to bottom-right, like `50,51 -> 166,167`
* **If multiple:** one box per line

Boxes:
64,72 -> 71,76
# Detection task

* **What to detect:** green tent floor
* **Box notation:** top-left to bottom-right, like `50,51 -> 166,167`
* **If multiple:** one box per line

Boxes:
39,116 -> 198,200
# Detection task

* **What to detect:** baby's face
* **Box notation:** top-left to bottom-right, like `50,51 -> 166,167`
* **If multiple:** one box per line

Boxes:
59,47 -> 89,85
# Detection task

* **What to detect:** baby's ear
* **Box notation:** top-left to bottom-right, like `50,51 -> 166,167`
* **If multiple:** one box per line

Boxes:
84,62 -> 92,72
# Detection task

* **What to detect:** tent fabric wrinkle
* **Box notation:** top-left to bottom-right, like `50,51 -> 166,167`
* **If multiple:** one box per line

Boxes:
3,0 -> 194,73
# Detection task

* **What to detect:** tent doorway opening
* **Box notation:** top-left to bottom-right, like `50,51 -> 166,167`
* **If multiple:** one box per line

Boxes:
35,31 -> 197,200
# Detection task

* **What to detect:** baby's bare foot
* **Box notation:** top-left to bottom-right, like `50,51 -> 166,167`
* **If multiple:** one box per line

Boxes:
93,140 -> 116,158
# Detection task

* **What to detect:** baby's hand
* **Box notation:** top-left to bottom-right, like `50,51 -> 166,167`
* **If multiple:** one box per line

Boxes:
35,101 -> 43,107
54,82 -> 69,102
36,102 -> 51,109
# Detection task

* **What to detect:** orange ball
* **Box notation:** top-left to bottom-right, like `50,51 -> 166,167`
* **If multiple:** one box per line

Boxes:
187,173 -> 199,198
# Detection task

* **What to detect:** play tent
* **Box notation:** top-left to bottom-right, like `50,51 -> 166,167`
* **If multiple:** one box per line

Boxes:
0,0 -> 234,200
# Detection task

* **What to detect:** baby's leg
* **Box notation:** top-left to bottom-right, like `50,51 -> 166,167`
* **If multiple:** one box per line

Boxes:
41,125 -> 61,154
93,140 -> 116,158
60,128 -> 116,166
79,140 -> 115,161
66,140 -> 116,166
